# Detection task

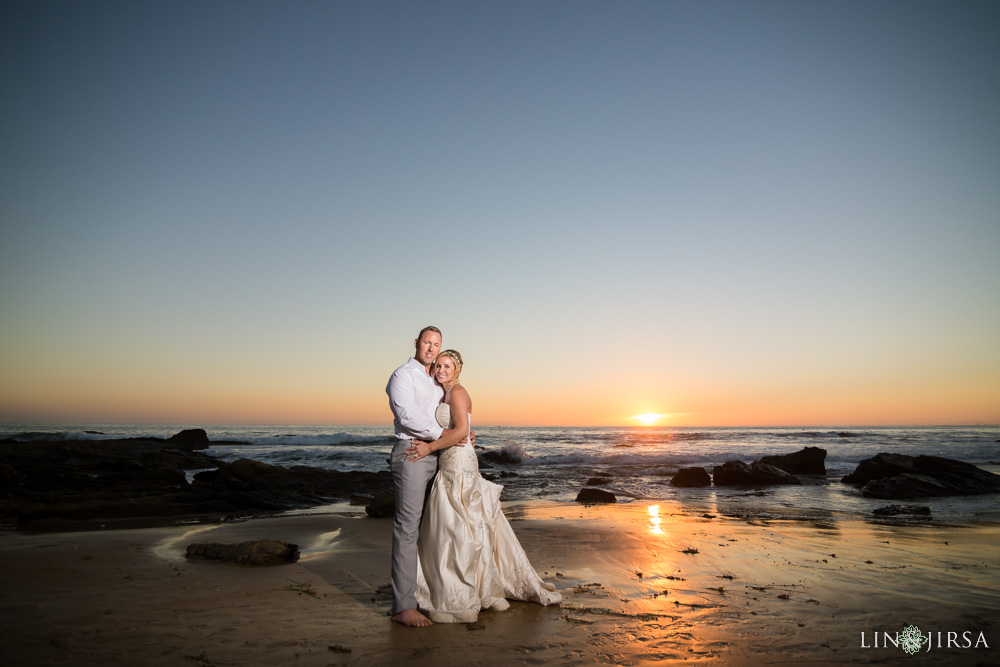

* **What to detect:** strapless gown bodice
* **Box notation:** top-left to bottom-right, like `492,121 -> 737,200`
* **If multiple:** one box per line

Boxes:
415,399 -> 561,623
434,401 -> 454,428
434,402 -> 478,474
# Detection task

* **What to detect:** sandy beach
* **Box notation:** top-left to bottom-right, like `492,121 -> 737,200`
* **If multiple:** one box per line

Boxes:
1,500 -> 997,666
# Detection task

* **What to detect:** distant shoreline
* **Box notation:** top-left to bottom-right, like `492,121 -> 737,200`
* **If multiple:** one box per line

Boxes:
3,421 -> 1000,431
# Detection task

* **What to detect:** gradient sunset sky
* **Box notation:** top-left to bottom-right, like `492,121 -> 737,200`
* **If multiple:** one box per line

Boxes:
2,1 -> 998,427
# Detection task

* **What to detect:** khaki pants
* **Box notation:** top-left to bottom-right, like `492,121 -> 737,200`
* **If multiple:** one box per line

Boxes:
389,439 -> 438,614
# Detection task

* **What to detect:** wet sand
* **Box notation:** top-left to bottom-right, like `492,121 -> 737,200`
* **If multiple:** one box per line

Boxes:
1,501 -> 997,666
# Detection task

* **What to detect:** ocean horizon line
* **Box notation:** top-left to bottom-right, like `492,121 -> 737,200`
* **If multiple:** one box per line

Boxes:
2,421 -> 999,430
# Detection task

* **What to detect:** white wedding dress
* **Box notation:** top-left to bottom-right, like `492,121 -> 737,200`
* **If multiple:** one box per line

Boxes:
414,401 -> 562,623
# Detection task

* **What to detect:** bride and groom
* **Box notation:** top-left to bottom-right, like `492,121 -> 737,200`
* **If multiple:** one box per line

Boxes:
385,326 -> 562,626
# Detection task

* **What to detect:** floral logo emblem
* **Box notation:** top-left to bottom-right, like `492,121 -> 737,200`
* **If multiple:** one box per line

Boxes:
900,625 -> 929,655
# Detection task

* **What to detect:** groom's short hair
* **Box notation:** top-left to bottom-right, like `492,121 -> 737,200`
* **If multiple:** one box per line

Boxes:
416,325 -> 441,341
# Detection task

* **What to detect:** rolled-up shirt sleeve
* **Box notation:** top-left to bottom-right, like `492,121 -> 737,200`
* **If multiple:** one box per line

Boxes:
386,363 -> 444,441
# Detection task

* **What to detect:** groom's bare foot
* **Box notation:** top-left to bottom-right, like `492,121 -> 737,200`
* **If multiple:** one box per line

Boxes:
392,609 -> 432,627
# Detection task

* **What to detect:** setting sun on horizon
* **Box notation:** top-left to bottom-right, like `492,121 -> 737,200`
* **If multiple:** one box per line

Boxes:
632,413 -> 669,427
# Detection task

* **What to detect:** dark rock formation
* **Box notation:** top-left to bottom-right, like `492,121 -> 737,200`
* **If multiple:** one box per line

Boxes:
712,461 -> 802,486
758,447 -> 827,475
167,428 -> 211,450
842,453 -> 1000,499
575,488 -> 617,504
365,491 -> 396,518
586,476 -> 612,486
841,453 -> 916,485
0,430 -> 395,527
670,467 -> 711,487
188,459 -> 395,513
0,462 -> 23,486
872,504 -> 931,517
481,449 -> 523,465
862,474 -> 951,500
185,539 -> 300,566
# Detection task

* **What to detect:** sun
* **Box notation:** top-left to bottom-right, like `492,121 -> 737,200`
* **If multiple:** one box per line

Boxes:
632,413 -> 667,426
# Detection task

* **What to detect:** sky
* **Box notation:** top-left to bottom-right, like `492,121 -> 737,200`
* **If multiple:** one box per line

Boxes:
1,0 -> 998,427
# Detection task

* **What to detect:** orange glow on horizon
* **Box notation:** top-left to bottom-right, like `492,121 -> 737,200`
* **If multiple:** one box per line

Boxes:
2,365 -> 999,427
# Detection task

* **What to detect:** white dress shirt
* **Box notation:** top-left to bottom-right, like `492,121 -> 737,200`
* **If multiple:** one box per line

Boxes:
386,357 -> 445,441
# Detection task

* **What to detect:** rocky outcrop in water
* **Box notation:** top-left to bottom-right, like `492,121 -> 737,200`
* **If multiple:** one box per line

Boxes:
843,453 -> 1000,499
758,447 -> 827,475
670,467 -> 711,487
481,449 -> 523,465
712,461 -> 802,486
167,428 -> 212,449
0,431 -> 394,527
685,448 -> 824,488
189,459 -> 394,513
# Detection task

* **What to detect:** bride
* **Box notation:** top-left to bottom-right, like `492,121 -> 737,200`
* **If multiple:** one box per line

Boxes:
403,349 -> 562,623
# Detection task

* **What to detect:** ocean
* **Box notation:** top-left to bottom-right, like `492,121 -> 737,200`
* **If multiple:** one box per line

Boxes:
4,424 -> 999,523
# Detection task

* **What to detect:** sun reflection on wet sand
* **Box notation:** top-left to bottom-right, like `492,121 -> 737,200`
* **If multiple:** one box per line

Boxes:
505,499 -> 1000,665
648,504 -> 665,535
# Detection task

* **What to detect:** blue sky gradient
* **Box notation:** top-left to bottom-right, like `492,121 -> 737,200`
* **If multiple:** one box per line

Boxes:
2,1 -> 998,425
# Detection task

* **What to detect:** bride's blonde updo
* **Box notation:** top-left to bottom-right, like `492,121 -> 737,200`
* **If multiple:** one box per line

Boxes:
433,349 -> 464,383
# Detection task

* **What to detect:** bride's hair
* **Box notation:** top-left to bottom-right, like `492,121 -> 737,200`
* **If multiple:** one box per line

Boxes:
433,349 -> 464,382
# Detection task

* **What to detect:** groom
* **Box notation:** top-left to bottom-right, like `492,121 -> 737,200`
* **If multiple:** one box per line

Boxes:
385,325 -> 466,627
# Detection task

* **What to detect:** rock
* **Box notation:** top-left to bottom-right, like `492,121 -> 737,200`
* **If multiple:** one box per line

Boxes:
0,462 -> 23,486
126,465 -> 189,488
365,490 -> 396,518
841,453 -> 918,485
916,455 -> 1000,494
670,467 -> 711,487
586,476 -> 612,486
224,458 -> 284,481
185,539 -> 300,566
167,428 -> 211,450
481,449 -> 522,464
862,474 -> 951,500
192,459 -> 394,507
872,504 -> 931,517
843,453 -> 1000,499
712,461 -> 802,486
0,434 -> 394,526
575,488 -> 617,504
758,447 -> 827,475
